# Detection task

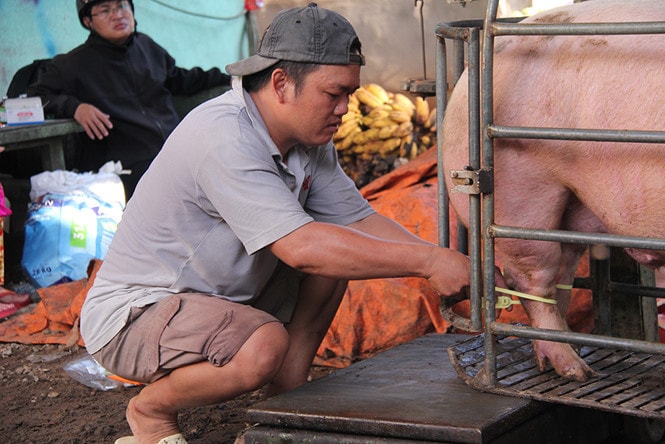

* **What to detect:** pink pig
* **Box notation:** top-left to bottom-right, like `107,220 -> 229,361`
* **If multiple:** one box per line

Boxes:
442,0 -> 665,381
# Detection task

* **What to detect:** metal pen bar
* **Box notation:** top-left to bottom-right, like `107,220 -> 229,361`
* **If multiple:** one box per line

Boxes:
490,225 -> 665,251
454,35 -> 469,256
436,32 -> 449,249
481,0 -> 501,387
434,16 -> 523,38
490,322 -> 665,356
610,282 -> 665,299
467,28 -> 482,332
436,21 -> 483,329
488,125 -> 665,143
491,21 -> 665,36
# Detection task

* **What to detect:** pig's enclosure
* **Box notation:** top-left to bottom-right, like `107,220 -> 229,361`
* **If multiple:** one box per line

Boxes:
437,0 -> 665,431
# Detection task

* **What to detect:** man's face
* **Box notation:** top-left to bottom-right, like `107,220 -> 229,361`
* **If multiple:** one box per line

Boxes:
84,0 -> 135,45
282,64 -> 361,150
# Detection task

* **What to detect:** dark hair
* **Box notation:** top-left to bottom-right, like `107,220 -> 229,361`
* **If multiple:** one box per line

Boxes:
242,37 -> 363,94
242,61 -> 320,94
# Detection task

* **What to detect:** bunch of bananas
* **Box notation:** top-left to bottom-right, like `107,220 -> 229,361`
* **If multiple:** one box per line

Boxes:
334,83 -> 436,162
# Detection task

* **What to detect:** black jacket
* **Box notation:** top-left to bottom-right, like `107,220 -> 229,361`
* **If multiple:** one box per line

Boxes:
28,31 -> 230,197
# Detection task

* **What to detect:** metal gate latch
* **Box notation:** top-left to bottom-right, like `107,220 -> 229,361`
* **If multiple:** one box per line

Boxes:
450,167 -> 493,194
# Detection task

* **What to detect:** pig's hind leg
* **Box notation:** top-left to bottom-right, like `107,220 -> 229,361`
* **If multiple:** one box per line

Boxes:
502,245 -> 596,381
498,195 -> 598,381
534,200 -> 602,380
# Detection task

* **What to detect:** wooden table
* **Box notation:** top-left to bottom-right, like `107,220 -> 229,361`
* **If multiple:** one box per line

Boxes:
0,119 -> 83,171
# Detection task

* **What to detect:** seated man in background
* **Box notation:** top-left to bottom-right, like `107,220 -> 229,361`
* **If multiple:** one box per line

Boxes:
28,0 -> 231,199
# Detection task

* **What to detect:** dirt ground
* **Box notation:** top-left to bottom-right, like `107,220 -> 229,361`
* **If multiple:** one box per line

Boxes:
0,339 -> 335,444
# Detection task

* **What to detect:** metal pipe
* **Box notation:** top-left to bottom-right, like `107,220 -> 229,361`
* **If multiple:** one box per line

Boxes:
488,125 -> 665,143
436,32 -> 448,248
609,282 -> 665,299
416,0 -> 427,79
481,0 -> 501,388
490,225 -> 665,251
491,21 -> 665,36
467,28 -> 482,331
454,37 -> 469,255
490,322 -> 665,356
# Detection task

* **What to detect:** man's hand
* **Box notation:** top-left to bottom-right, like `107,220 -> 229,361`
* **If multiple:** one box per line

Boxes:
426,248 -> 471,299
74,103 -> 113,140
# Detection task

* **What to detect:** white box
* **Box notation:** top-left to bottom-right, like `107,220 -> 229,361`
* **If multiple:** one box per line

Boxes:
5,97 -> 45,126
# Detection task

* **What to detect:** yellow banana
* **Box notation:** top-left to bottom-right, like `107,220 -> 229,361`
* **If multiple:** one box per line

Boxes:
351,130 -> 366,145
424,107 -> 437,129
341,110 -> 360,123
367,116 -> 396,129
362,140 -> 386,154
379,137 -> 402,155
391,93 -> 416,111
388,110 -> 411,124
420,134 -> 432,148
378,124 -> 399,140
366,104 -> 392,120
361,115 -> 376,127
337,126 -> 362,151
334,119 -> 361,141
390,103 -> 414,118
352,143 -> 367,154
392,121 -> 414,138
414,96 -> 430,126
399,133 -> 414,157
364,83 -> 390,104
352,128 -> 381,145
409,142 -> 420,160
354,87 -> 385,109
365,127 -> 382,142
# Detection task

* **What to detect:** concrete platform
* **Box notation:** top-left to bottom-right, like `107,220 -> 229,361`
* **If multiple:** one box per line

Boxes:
244,334 -> 623,443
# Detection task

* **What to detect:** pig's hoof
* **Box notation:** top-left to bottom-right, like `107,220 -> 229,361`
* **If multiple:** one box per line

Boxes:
533,341 -> 596,381
559,365 -> 596,382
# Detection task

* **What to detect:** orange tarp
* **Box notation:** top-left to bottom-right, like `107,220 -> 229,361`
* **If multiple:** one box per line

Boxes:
0,260 -> 101,347
0,148 -> 594,368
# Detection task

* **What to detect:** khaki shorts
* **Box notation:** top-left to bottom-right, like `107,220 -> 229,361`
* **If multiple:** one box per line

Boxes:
92,293 -> 280,383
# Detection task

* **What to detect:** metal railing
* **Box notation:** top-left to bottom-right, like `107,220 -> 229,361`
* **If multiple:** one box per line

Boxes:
436,1 -> 665,388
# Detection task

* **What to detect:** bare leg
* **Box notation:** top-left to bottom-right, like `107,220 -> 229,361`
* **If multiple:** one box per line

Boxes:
265,275 -> 347,397
126,322 -> 289,444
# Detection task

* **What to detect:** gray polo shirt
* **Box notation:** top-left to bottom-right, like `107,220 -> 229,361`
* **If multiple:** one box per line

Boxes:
81,78 -> 375,354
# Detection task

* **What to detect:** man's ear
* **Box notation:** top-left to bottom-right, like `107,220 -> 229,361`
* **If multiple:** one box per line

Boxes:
83,16 -> 93,30
271,69 -> 289,102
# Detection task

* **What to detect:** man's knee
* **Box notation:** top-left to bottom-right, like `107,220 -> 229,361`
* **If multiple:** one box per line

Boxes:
234,322 -> 289,385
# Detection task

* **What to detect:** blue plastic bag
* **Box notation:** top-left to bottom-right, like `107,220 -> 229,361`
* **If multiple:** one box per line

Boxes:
22,162 -> 125,288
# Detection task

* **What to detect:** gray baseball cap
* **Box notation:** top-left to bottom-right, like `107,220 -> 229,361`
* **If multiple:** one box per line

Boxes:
226,2 -> 365,76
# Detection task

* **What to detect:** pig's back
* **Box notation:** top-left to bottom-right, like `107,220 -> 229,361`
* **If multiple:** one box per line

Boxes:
494,0 -> 665,132
442,0 -> 665,238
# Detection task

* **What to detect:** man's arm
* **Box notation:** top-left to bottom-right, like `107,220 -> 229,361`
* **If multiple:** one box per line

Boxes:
269,214 -> 470,298
347,212 -> 432,246
27,60 -> 112,140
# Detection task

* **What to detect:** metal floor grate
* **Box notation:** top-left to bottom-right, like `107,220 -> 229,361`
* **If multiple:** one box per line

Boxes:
448,334 -> 665,420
